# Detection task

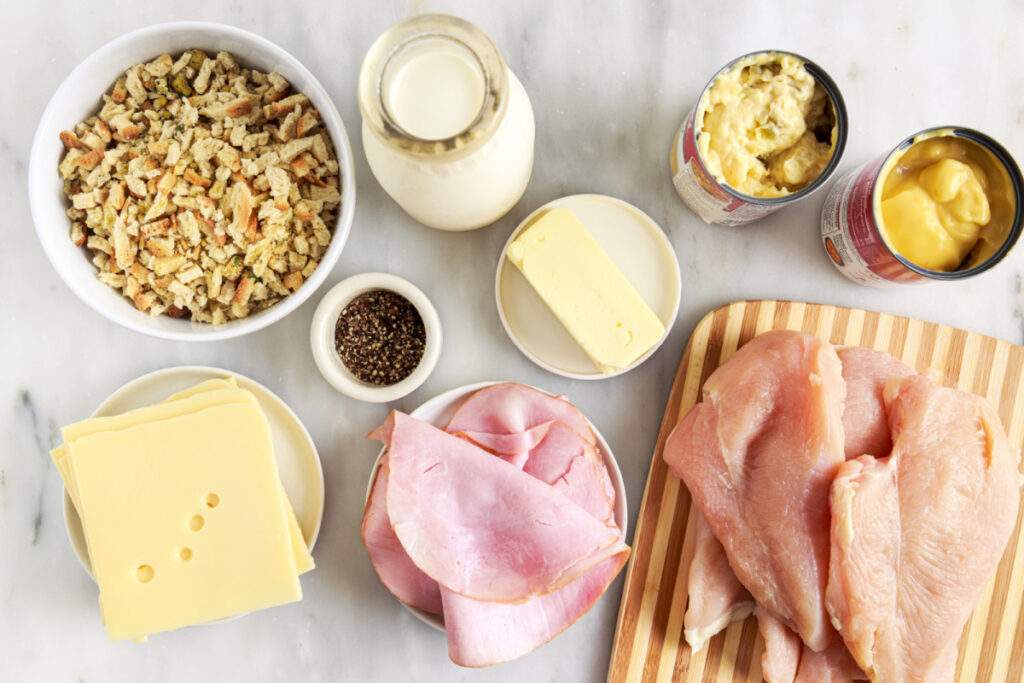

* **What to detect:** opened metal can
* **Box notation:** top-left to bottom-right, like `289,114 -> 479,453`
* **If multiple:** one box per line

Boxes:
670,50 -> 848,226
820,127 -> 1023,287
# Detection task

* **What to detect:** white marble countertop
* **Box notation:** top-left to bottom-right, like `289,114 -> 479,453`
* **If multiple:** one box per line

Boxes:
2,1 -> 1022,681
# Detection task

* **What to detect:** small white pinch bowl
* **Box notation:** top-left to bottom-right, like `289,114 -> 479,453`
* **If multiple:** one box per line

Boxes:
310,272 -> 442,403
28,21 -> 356,341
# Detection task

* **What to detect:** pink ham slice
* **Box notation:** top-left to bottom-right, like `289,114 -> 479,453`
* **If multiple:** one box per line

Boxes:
363,385 -> 628,667
447,382 -> 595,454
664,330 -> 846,652
827,375 -> 1021,682
361,435 -> 625,664
837,347 -> 914,459
360,457 -> 442,614
373,410 -> 627,603
542,438 -> 617,525
442,554 -> 628,667
466,418 -> 616,525
447,383 -> 615,525
438,386 -> 623,666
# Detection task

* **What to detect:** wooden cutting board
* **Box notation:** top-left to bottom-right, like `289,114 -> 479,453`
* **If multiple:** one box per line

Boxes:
608,300 -> 1024,683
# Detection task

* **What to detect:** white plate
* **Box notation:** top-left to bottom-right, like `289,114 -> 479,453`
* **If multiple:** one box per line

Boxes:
366,381 -> 629,631
63,366 -> 325,582
495,194 -> 681,379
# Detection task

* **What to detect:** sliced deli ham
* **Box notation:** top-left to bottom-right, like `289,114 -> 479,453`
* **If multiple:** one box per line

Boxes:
373,410 -> 627,603
474,419 -> 616,525
448,383 -> 614,525
442,554 -> 628,667
436,384 -> 625,666
360,458 -> 442,615
447,382 -> 595,453
362,384 -> 628,667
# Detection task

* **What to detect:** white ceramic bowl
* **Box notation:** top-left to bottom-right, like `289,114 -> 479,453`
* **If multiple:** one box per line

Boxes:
364,381 -> 629,631
310,273 -> 442,403
28,21 -> 357,341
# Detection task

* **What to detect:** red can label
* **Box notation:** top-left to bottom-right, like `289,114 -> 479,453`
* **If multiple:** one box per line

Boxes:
820,159 -> 923,286
671,108 -> 777,226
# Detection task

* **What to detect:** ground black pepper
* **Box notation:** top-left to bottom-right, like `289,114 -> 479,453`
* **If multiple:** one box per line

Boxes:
335,289 -> 426,386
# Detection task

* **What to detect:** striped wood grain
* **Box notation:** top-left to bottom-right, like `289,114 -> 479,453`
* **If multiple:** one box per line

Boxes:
608,301 -> 1024,683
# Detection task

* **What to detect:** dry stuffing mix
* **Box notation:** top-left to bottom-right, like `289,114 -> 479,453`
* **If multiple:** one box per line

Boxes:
57,49 -> 343,324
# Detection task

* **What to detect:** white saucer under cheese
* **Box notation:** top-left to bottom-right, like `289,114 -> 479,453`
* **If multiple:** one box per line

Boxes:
496,194 -> 681,379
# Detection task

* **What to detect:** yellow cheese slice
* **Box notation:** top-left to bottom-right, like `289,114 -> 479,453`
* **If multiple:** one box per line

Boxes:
507,207 -> 667,373
164,377 -> 238,399
67,401 -> 301,641
51,376 -> 239,481
53,383 -> 313,575
52,389 -> 255,515
165,384 -> 313,574
168,380 -> 314,574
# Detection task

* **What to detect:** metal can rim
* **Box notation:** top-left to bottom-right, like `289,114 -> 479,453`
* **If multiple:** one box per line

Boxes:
870,126 -> 1024,281
691,49 -> 850,206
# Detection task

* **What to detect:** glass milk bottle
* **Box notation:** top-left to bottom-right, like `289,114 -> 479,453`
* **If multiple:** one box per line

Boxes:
358,14 -> 536,231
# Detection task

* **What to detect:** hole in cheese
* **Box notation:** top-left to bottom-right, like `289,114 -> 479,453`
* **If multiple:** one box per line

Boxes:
136,565 -> 154,583
179,547 -> 193,562
205,493 -> 220,508
189,514 -> 205,532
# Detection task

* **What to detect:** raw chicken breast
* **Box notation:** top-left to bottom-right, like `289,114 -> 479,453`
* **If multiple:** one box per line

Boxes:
827,374 -> 1021,682
664,330 -> 846,651
683,512 -> 753,651
838,347 -> 914,459
678,343 -> 913,653
757,607 -> 801,683
795,639 -> 865,682
756,607 -> 864,682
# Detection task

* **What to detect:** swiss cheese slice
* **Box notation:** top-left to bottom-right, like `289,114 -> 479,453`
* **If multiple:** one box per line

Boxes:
67,400 -> 301,640
52,381 -> 313,575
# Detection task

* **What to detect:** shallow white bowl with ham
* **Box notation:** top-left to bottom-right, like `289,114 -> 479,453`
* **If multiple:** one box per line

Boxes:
364,382 -> 626,655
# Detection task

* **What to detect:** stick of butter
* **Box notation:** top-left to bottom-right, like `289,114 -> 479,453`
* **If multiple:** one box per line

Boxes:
507,207 -> 666,373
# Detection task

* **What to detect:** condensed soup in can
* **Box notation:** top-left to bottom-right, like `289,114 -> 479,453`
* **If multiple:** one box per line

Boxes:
670,50 -> 848,226
821,127 -> 1023,287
